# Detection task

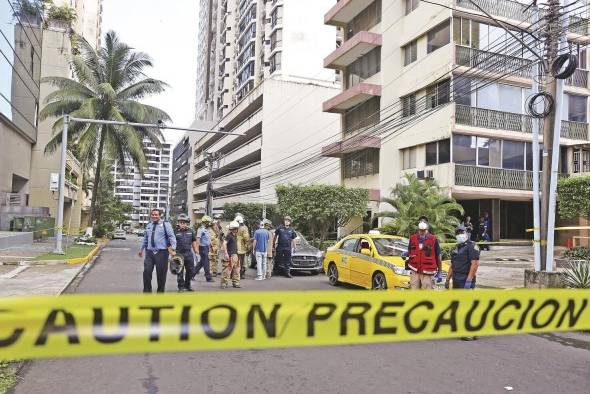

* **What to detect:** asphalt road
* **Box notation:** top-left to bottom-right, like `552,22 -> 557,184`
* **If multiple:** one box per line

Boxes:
13,238 -> 590,394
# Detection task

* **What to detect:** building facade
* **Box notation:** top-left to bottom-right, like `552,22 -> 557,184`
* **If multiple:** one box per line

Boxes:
111,139 -> 172,227
320,0 -> 590,240
171,135 -> 191,217
191,0 -> 342,218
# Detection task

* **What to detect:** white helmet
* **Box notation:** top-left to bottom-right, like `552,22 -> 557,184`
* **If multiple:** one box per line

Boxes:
235,215 -> 244,224
228,221 -> 239,229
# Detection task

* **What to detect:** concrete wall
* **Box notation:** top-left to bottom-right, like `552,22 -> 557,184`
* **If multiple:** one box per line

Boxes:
0,119 -> 33,197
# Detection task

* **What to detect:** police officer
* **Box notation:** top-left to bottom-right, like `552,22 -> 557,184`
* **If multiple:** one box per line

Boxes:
405,216 -> 442,290
194,215 -> 214,282
174,213 -> 198,291
446,224 -> 480,341
273,215 -> 296,278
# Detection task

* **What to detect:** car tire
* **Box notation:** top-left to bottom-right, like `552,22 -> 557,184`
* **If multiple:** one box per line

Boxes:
372,272 -> 387,290
327,263 -> 339,286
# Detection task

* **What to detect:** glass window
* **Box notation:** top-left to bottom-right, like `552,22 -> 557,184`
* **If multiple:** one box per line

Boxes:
427,20 -> 450,54
426,142 -> 437,165
346,47 -> 381,88
346,0 -> 382,39
405,0 -> 419,15
270,52 -> 281,73
403,40 -> 417,66
472,21 -> 487,50
402,94 -> 416,117
402,147 -> 417,169
453,135 -> 476,165
343,97 -> 380,134
453,76 -> 472,106
461,18 -> 470,46
439,139 -> 451,163
502,140 -> 525,169
498,84 -> 523,113
566,94 -> 587,122
476,83 -> 499,110
476,138 -> 501,167
340,238 -> 358,252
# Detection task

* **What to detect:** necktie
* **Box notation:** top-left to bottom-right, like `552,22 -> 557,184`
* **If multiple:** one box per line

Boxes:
151,221 -> 159,250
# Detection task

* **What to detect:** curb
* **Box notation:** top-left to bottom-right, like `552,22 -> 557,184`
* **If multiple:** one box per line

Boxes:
66,244 -> 100,265
495,258 -> 534,262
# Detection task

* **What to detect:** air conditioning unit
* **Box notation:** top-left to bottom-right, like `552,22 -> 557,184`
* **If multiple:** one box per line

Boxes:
416,170 -> 425,179
416,170 -> 434,179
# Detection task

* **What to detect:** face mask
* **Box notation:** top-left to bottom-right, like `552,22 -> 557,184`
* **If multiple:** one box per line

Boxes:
418,222 -> 428,230
456,234 -> 468,244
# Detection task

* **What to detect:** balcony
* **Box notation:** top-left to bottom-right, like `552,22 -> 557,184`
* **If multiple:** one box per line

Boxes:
455,45 -> 532,78
455,104 -> 590,141
322,135 -> 381,158
325,0 -> 371,26
565,68 -> 588,88
324,31 -> 382,69
455,164 -> 533,191
455,0 -> 536,24
323,83 -> 381,113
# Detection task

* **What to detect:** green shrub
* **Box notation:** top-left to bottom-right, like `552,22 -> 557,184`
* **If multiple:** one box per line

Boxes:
563,261 -> 590,289
563,247 -> 590,261
320,240 -> 337,251
47,4 -> 77,22
440,244 -> 456,261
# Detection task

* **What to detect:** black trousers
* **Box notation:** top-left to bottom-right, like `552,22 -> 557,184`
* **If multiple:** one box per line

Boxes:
143,250 -> 169,293
239,254 -> 247,276
452,276 -> 477,289
177,252 -> 195,290
194,246 -> 211,280
275,249 -> 292,275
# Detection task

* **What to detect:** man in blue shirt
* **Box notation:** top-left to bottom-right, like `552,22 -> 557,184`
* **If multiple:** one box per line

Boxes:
252,221 -> 270,280
139,208 -> 177,293
194,215 -> 214,282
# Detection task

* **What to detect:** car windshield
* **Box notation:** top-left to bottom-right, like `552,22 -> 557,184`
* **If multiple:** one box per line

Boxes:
373,238 -> 408,256
295,232 -> 309,246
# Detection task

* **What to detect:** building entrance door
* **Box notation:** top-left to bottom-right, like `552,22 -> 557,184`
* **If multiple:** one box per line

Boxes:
500,201 -> 533,239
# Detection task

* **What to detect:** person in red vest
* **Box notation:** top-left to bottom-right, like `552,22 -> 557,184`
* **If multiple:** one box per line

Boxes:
405,216 -> 442,290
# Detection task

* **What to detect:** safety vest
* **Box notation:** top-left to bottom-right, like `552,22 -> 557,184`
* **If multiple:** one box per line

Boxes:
407,233 -> 438,274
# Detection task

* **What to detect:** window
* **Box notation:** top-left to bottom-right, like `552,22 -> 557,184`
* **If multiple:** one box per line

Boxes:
564,94 -> 587,122
426,142 -> 437,165
346,0 -> 382,39
453,76 -> 472,106
502,140 -> 525,169
405,0 -> 419,15
477,137 -> 501,167
452,135 -> 476,165
426,139 -> 451,165
270,29 -> 282,51
402,147 -> 416,169
346,47 -> 381,88
271,5 -> 283,28
427,20 -> 450,54
340,238 -> 358,252
343,97 -> 381,134
425,79 -> 450,109
403,40 -> 417,66
343,149 -> 380,178
402,94 -> 416,117
270,52 -> 282,73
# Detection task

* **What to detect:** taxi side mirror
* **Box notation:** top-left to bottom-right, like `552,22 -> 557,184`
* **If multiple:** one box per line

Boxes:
360,248 -> 371,256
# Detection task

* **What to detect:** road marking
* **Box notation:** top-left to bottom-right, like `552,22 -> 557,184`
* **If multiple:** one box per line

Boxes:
103,248 -> 131,251
0,265 -> 30,279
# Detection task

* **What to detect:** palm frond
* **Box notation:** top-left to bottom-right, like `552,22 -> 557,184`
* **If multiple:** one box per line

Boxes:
117,79 -> 168,100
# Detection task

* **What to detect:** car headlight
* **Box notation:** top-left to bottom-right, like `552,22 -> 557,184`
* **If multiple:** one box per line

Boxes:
392,266 -> 410,276
316,251 -> 324,259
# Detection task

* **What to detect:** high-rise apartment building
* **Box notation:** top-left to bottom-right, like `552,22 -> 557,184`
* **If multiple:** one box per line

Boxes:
321,0 -> 590,240
112,139 -> 172,227
171,136 -> 192,217
191,0 -> 342,217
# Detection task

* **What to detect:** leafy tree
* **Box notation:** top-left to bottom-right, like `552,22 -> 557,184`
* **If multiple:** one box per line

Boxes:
557,176 -> 590,219
91,160 -> 133,235
275,184 -> 368,247
222,202 -> 279,232
40,31 -> 170,225
379,173 -> 463,241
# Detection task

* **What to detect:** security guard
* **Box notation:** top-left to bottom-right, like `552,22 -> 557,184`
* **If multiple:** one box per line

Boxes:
273,215 -> 296,278
208,220 -> 220,277
236,214 -> 250,279
446,225 -> 480,290
194,215 -> 214,282
174,214 -> 198,291
446,224 -> 480,341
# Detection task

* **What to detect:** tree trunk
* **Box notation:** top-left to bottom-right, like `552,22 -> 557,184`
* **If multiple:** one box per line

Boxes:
89,127 -> 106,226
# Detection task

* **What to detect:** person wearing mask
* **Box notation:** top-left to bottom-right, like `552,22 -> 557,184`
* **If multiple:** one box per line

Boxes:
221,221 -> 241,288
252,221 -> 270,280
208,219 -> 221,277
273,216 -> 297,278
138,208 -> 177,293
264,219 -> 274,279
174,213 -> 198,291
463,215 -> 474,241
194,216 -> 214,283
236,215 -> 250,279
478,216 -> 491,251
405,216 -> 442,290
446,224 -> 480,340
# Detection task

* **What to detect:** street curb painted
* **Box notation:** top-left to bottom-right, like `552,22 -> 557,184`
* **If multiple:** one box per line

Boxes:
66,244 -> 100,265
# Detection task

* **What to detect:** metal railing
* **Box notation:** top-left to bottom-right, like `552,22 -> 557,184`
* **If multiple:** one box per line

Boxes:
565,68 -> 588,88
455,104 -> 590,140
454,164 -> 533,190
455,0 -> 536,23
455,45 -> 533,78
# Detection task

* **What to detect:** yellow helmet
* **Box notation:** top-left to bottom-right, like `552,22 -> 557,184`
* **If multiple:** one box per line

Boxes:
201,215 -> 212,223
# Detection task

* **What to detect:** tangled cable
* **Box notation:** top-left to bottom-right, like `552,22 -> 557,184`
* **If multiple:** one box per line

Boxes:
551,54 -> 578,79
526,92 -> 554,118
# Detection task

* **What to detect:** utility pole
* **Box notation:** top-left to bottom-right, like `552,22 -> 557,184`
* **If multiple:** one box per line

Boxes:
540,0 -> 565,271
205,151 -> 220,216
53,115 -> 69,254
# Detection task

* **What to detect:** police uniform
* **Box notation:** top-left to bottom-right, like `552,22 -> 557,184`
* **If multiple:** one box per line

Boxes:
208,226 -> 220,276
174,227 -> 196,290
450,241 -> 480,289
274,225 -> 296,276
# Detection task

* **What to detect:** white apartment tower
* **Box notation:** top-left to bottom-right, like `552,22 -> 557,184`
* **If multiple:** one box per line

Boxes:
112,140 -> 172,227
191,0 -> 342,217
321,0 -> 590,241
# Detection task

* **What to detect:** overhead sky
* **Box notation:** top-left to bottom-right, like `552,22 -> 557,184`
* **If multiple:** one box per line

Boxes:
101,0 -> 199,146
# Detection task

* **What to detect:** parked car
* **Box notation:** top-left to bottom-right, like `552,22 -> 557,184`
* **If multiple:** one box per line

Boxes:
112,229 -> 127,240
290,232 -> 324,275
136,229 -> 145,237
323,233 -> 450,290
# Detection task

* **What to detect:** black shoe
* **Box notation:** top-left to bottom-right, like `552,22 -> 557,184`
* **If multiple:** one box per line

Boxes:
185,288 -> 194,292
206,278 -> 214,282
240,274 -> 245,279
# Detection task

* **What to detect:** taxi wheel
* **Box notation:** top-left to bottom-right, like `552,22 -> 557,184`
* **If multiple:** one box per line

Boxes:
372,272 -> 387,290
327,263 -> 339,286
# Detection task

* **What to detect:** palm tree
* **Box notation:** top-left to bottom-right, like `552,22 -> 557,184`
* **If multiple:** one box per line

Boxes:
40,31 -> 170,224
378,173 -> 464,241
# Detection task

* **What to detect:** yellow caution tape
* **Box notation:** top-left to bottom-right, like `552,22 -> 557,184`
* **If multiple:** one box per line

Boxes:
1,289 -> 589,360
526,226 -> 590,233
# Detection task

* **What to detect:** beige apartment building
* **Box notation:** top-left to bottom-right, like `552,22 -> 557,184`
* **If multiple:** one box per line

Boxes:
1,0 -> 102,234
321,0 -> 590,240
191,0 -> 342,217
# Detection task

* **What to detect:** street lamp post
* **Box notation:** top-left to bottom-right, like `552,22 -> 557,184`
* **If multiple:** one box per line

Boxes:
53,117 -> 241,253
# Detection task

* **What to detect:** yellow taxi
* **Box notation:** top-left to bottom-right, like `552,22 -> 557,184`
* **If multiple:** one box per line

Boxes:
323,232 -> 450,290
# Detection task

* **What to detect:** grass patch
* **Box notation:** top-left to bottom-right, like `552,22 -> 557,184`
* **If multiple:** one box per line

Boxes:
33,244 -> 95,261
0,360 -> 17,394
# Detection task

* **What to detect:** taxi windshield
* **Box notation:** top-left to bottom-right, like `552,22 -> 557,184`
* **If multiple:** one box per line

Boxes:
373,238 -> 408,256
